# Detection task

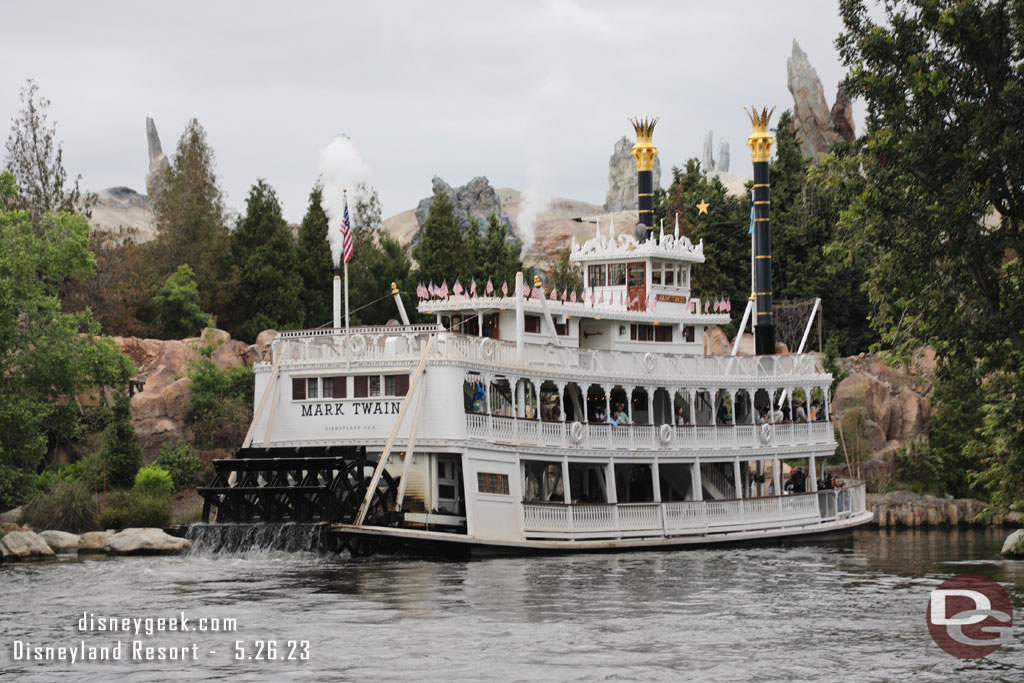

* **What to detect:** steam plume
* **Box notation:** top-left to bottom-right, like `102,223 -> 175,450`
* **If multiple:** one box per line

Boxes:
318,135 -> 371,267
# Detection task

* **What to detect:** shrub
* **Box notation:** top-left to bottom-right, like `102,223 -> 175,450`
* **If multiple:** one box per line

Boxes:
22,480 -> 99,533
80,405 -> 114,435
188,348 -> 253,449
134,466 -> 174,497
99,489 -> 171,529
155,440 -> 202,490
101,392 -> 144,489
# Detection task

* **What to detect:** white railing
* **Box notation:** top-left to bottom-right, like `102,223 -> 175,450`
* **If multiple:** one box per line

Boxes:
520,483 -> 867,538
464,413 -> 836,451
269,329 -> 827,381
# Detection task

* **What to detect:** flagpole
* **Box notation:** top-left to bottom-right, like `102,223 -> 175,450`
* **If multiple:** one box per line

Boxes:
343,189 -> 351,330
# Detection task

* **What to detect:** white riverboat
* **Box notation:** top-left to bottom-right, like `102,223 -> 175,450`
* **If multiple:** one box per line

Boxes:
199,114 -> 871,554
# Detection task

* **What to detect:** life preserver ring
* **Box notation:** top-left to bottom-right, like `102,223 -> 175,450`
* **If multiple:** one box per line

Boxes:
659,423 -> 674,444
480,337 -> 495,359
569,421 -> 585,444
759,422 -> 774,445
348,334 -> 366,356
643,352 -> 656,373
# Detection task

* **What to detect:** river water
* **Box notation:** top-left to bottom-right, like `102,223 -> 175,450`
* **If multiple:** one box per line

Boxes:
2,527 -> 1022,681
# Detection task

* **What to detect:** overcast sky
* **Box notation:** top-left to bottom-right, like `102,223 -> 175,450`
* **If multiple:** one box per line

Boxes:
0,1 -> 865,224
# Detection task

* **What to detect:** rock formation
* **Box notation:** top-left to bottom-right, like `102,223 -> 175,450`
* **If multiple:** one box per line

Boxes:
717,140 -> 730,173
702,131 -> 716,173
119,328 -> 264,457
145,116 -> 170,197
604,136 -> 661,213
0,530 -> 55,561
87,186 -> 157,242
867,491 -> 1010,527
413,176 -> 513,249
105,528 -> 192,555
39,530 -> 80,553
786,40 -> 855,159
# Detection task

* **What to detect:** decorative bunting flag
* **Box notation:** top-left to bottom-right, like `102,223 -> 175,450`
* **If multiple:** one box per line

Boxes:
428,281 -> 436,298
549,287 -> 558,301
485,278 -> 494,295
570,290 -> 577,303
561,288 -> 567,302
440,280 -> 449,299
453,279 -> 463,296
598,291 -> 605,305
501,280 -> 508,296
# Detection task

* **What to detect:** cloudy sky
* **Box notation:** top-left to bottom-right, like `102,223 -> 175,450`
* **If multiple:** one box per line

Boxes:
0,0 -> 865,224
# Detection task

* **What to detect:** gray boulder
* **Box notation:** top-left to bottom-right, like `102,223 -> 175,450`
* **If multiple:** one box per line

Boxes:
0,531 -> 56,561
40,530 -> 81,553
0,506 -> 21,524
413,176 -> 512,249
604,136 -> 661,213
1001,529 -> 1024,559
79,531 -> 114,554
105,528 -> 192,555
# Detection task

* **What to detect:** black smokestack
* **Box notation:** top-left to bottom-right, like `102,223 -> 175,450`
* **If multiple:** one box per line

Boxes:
629,116 -> 659,241
746,106 -> 776,355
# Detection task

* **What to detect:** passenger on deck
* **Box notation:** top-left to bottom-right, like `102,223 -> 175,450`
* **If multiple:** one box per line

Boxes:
675,407 -> 688,426
794,399 -> 808,423
791,466 -> 807,493
756,407 -> 768,425
609,410 -> 620,425
616,410 -> 633,425
716,402 -> 729,425
781,403 -> 791,422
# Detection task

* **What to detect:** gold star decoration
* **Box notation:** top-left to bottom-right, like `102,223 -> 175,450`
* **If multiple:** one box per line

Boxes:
696,199 -> 710,215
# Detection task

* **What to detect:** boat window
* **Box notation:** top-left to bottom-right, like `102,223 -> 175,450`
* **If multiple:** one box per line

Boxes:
588,265 -> 606,287
477,472 -> 509,495
608,263 -> 626,286
322,378 -> 333,398
664,266 -> 675,286
555,320 -> 569,336
524,315 -> 541,334
332,377 -> 347,398
684,325 -> 695,342
369,376 -> 381,397
651,262 -> 662,285
680,267 -> 689,288
631,324 -> 654,341
627,264 -> 644,287
292,378 -> 306,400
354,376 -> 368,397
306,378 -> 319,399
655,325 -> 672,342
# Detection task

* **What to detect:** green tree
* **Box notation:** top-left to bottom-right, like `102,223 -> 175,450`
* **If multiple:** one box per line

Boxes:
548,246 -> 583,295
3,80 -> 90,221
296,185 -> 333,329
152,264 -> 213,339
463,217 -> 484,285
836,0 -> 1024,504
152,119 -> 231,315
349,229 -> 413,325
413,188 -> 464,287
0,172 -> 134,507
228,179 -> 302,342
481,211 -> 520,289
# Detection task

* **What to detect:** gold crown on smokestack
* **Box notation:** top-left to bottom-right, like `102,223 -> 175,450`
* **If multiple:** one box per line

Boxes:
630,116 -> 659,172
745,105 -> 776,162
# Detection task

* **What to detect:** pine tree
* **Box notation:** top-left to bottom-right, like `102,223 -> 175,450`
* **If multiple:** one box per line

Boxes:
152,264 -> 213,339
463,216 -> 484,284
152,119 -> 230,315
296,185 -> 333,328
101,391 -> 144,490
228,180 -> 302,342
413,188 -> 464,286
548,247 -> 583,295
482,211 -> 520,286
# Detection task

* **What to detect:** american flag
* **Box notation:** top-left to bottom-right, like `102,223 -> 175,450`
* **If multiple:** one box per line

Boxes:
340,197 -> 353,264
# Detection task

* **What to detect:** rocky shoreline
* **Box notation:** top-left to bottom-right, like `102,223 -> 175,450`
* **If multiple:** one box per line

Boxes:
0,527 -> 191,563
867,490 -> 1021,527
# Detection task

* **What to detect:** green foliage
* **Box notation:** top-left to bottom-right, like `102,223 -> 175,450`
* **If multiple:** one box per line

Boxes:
296,185 -> 333,329
80,405 -> 114,435
481,211 -> 521,288
153,264 -> 213,339
835,0 -> 1024,506
413,189 -> 464,287
3,80 -> 90,221
188,345 -> 253,449
227,179 -> 302,342
822,333 -> 848,395
100,392 -> 144,490
0,182 -> 135,508
99,489 -> 171,529
152,118 -> 231,317
548,246 -> 583,295
155,440 -> 201,490
22,479 -> 99,533
349,228 -> 413,325
134,465 -> 174,497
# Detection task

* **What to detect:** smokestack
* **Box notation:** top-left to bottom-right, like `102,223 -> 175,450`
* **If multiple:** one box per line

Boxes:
630,116 -> 659,241
333,268 -> 342,329
746,106 -> 776,355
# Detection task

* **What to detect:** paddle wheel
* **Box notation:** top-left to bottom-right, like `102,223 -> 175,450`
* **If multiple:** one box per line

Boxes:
197,446 -> 399,530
